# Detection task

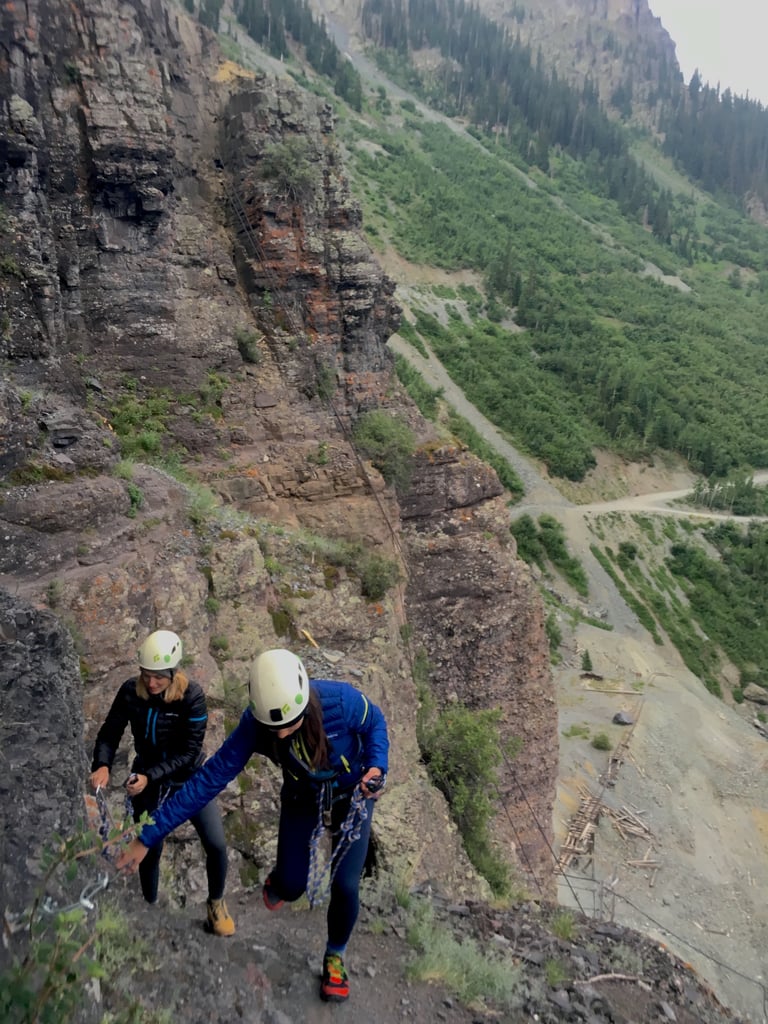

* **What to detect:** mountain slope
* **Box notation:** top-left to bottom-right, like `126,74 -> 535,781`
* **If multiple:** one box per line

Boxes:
1,2 -> 767,1022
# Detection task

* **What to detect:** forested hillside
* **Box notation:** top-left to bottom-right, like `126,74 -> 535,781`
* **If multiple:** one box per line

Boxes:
186,0 -> 768,485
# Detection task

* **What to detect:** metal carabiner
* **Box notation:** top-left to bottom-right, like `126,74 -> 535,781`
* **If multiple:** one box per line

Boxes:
79,872 -> 110,911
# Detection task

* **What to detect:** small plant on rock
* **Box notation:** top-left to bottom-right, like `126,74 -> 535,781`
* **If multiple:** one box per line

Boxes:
235,326 -> 261,365
549,909 -> 575,941
352,410 -> 415,492
45,579 -> 64,609
591,732 -> 612,751
359,553 -> 400,601
406,902 -> 522,1010
210,635 -> 229,655
544,958 -> 569,987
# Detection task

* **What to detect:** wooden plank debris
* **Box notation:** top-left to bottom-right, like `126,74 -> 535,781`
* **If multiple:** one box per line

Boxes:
557,788 -> 604,868
557,700 -> 662,884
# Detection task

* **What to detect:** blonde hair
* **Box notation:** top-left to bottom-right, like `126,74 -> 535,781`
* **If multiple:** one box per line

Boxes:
136,669 -> 189,702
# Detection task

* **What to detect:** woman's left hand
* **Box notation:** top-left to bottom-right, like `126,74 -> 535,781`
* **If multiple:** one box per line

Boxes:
361,769 -> 386,799
126,773 -> 148,797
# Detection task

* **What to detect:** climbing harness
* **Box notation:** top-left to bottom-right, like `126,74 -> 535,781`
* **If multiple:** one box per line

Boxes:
305,782 -> 370,909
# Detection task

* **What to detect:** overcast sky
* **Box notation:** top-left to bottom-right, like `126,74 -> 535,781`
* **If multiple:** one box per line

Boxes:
649,0 -> 768,104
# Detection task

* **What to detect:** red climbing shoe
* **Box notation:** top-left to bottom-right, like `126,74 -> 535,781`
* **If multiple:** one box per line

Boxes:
262,875 -> 284,912
320,952 -> 350,1002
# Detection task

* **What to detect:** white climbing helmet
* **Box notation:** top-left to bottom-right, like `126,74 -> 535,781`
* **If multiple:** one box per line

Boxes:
249,649 -> 309,728
138,630 -> 183,672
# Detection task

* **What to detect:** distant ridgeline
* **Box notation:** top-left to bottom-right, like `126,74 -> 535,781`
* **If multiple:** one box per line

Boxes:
360,0 -> 768,208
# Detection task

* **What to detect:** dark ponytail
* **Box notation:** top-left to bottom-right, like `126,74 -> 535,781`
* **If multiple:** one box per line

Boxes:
301,689 -> 329,770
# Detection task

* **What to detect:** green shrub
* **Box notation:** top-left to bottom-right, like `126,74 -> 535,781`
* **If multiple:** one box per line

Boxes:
0,254 -> 23,278
537,515 -> 589,596
549,909 -> 575,941
590,544 -> 662,644
396,319 -> 429,357
46,579 -> 64,609
545,612 -> 562,652
510,514 -> 547,568
352,410 -> 416,491
125,482 -> 143,518
359,553 -> 401,601
235,326 -> 261,364
186,482 -> 220,526
445,410 -> 524,499
113,460 -> 135,481
544,958 -> 569,987
294,530 -> 400,600
307,441 -> 329,466
0,821 -> 161,1024
259,138 -> 320,202
419,704 -> 511,895
591,732 -> 612,751
562,723 -> 590,739
394,355 -> 442,418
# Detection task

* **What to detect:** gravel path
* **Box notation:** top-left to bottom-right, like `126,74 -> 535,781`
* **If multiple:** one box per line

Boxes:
388,333 -> 568,507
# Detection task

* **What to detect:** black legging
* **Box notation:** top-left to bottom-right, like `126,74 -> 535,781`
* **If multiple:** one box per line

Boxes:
133,788 -> 228,904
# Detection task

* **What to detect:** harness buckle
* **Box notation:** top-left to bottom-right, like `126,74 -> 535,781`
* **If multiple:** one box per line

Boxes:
321,781 -> 333,829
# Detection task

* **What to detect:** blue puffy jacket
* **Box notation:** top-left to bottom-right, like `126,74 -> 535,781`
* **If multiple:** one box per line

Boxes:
139,679 -> 389,848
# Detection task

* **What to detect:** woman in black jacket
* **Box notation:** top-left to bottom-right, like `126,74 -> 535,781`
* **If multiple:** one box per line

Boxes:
90,629 -> 233,935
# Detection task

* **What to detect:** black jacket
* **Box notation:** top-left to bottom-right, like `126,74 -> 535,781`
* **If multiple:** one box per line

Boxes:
91,678 -> 208,785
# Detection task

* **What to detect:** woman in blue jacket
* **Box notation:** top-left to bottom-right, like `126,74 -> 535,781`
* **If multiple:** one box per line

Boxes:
91,630 -> 233,936
117,647 -> 390,1004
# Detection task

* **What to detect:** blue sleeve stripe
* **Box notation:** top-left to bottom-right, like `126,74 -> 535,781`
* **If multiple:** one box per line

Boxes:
188,715 -> 208,721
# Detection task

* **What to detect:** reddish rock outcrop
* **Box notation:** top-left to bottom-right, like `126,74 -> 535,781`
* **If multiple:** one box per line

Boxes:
403,446 -> 557,891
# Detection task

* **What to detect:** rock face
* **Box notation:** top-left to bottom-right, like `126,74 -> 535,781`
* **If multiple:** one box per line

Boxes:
0,591 -> 88,971
0,0 -> 553,933
1,0 -> 398,412
403,446 -> 557,889
442,0 -> 679,113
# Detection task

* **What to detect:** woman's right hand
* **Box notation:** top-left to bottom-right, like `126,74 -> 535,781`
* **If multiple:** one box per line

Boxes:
91,766 -> 110,790
125,773 -> 148,797
116,838 -> 150,874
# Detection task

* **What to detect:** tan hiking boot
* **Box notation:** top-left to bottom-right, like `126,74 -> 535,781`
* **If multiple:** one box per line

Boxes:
206,897 -> 235,936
